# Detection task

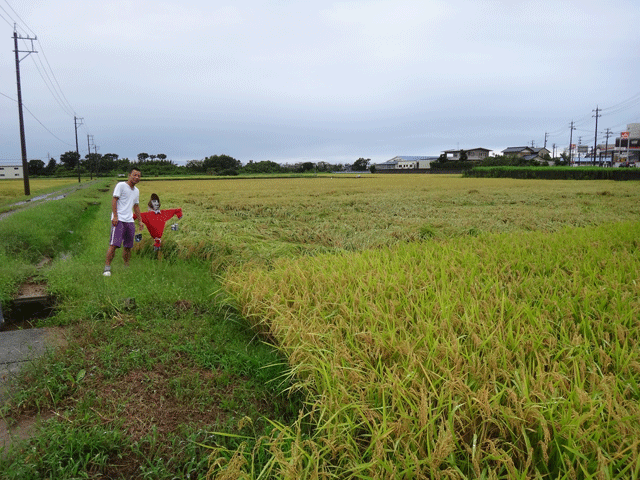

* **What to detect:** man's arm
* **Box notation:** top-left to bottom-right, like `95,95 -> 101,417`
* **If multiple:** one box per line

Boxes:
111,196 -> 119,226
134,203 -> 144,231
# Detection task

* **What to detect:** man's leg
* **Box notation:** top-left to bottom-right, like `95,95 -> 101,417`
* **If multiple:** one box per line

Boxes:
122,247 -> 132,266
105,245 -> 117,266
121,222 -> 136,267
104,245 -> 117,276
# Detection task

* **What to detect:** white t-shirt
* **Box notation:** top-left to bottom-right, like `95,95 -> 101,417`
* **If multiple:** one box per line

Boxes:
111,181 -> 140,223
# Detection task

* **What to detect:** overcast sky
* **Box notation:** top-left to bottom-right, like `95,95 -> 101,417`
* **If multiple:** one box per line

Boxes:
1,0 -> 639,166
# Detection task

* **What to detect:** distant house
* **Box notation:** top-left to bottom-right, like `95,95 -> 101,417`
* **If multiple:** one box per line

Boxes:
375,155 -> 438,171
442,148 -> 492,161
375,158 -> 399,171
502,146 -> 550,162
0,165 -> 23,178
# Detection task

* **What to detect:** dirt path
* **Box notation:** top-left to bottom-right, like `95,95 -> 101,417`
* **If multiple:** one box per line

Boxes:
0,180 -> 99,222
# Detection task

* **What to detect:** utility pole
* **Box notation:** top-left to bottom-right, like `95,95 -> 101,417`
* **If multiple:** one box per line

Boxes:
593,106 -> 600,166
603,128 -> 613,166
74,116 -> 83,183
544,132 -> 549,149
87,134 -> 94,179
568,121 -> 576,164
13,27 -> 37,196
578,136 -> 582,163
93,144 -> 99,178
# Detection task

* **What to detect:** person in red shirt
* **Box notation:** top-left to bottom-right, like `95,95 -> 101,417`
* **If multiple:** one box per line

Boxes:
135,193 -> 182,250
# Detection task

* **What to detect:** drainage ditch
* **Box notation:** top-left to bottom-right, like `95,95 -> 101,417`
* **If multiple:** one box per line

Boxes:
0,282 -> 57,331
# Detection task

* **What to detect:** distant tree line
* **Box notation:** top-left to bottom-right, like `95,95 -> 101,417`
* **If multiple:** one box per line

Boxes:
26,149 -> 578,178
25,151 -> 358,177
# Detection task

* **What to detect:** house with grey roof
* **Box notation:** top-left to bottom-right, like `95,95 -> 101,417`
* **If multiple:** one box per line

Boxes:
442,148 -> 492,162
502,146 -> 550,162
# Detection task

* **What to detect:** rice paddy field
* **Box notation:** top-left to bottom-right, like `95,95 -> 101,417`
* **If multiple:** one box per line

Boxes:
0,177 -> 80,208
141,174 -> 640,479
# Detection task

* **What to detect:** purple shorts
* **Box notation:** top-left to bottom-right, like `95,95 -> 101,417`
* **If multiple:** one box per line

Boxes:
109,221 -> 136,248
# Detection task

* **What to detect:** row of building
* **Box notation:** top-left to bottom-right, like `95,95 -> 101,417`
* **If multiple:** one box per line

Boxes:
375,146 -> 551,171
375,123 -> 640,171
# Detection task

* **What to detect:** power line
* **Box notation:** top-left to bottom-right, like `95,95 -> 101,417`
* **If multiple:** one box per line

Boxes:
3,0 -> 78,120
33,39 -> 77,115
0,9 -> 13,28
28,53 -> 75,117
2,0 -> 34,35
22,103 -> 74,147
0,90 -> 74,147
600,90 -> 640,113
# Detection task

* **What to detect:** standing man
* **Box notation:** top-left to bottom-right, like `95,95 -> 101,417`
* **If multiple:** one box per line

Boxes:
103,168 -> 144,276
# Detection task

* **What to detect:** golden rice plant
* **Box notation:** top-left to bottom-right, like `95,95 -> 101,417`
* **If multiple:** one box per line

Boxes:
217,221 -> 640,479
140,176 -> 640,269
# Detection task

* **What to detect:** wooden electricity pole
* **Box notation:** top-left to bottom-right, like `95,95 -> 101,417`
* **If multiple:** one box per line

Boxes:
75,116 -> 83,182
568,121 -> 576,164
13,28 -> 37,195
592,106 -> 600,166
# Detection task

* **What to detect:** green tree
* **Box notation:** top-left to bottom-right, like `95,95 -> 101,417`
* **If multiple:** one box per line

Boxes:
241,160 -> 286,174
60,151 -> 80,169
28,159 -> 45,176
203,154 -> 241,175
186,160 -> 205,172
100,153 -> 119,173
137,152 -> 149,163
352,158 -> 370,171
298,162 -> 315,173
459,150 -> 468,162
557,152 -> 570,166
45,158 -> 57,176
115,157 -> 131,172
84,153 -> 102,176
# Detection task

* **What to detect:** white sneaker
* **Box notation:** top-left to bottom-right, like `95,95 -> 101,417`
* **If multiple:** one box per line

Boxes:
103,270 -> 111,277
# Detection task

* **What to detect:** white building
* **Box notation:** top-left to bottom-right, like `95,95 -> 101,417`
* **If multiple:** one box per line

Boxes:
0,165 -> 23,178
375,155 -> 438,171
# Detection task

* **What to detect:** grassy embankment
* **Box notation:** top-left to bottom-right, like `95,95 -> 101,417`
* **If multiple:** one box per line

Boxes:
0,179 -> 300,479
1,174 -> 640,478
